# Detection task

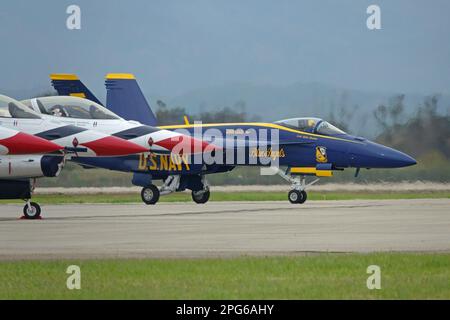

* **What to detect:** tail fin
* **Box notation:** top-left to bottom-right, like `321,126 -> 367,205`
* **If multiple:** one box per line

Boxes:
50,74 -> 103,106
105,73 -> 158,126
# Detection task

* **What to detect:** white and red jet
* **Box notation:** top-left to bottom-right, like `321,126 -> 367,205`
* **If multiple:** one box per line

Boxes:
0,94 -> 211,219
0,125 -> 65,219
0,95 -> 148,157
0,126 -> 63,155
21,96 -> 210,155
0,94 -> 151,219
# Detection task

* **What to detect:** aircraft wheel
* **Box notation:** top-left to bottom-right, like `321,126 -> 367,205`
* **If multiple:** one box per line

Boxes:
288,190 -> 304,204
23,202 -> 41,219
192,190 -> 210,204
141,185 -> 160,205
299,190 -> 307,204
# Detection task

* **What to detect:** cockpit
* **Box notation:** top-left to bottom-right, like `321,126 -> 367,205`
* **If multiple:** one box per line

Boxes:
274,117 -> 346,136
0,95 -> 41,119
21,96 -> 121,120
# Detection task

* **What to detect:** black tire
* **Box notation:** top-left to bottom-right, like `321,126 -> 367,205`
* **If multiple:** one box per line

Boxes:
23,202 -> 41,219
192,190 -> 210,204
141,185 -> 160,205
299,190 -> 307,204
288,190 -> 304,204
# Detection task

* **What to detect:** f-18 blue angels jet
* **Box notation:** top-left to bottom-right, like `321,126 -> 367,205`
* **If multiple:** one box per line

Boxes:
43,73 -> 417,205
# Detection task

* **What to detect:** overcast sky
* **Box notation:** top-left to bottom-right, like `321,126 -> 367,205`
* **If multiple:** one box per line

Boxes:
0,0 -> 449,98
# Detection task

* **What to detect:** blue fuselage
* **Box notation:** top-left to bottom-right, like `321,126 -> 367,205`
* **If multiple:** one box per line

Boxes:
72,122 -> 416,179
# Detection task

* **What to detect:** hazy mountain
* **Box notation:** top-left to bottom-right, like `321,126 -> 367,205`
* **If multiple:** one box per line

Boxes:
0,86 -> 54,100
165,82 -> 450,137
2,81 -> 449,139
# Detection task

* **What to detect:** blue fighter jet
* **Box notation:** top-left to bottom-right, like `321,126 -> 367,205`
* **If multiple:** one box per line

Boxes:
43,73 -> 416,205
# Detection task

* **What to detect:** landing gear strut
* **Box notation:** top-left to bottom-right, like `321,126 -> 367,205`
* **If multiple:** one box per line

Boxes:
275,168 -> 318,204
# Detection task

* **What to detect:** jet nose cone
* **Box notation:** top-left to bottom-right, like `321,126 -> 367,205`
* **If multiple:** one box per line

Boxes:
0,132 -> 63,155
398,153 -> 417,167
154,134 -> 216,154
349,141 -> 417,168
371,143 -> 417,168
81,136 -> 149,156
384,149 -> 417,168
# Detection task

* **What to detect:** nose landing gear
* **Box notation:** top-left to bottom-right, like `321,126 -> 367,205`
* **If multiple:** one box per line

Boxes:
288,189 -> 307,204
22,200 -> 41,219
15,179 -> 43,220
274,167 -> 319,204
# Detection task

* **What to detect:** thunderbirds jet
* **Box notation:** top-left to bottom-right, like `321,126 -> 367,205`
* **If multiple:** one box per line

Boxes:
48,73 -> 417,205
0,94 -> 148,157
0,94 -> 152,219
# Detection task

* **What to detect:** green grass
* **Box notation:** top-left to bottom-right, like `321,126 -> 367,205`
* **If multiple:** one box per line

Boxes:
0,253 -> 449,299
0,191 -> 448,205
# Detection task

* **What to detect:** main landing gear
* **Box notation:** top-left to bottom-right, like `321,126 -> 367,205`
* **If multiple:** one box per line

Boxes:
191,188 -> 210,204
275,168 -> 319,204
141,185 -> 160,205
140,175 -> 211,205
140,175 -> 179,205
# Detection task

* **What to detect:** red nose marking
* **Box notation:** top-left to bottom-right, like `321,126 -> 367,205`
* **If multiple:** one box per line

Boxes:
80,136 -> 149,156
0,132 -> 63,155
154,135 -> 213,154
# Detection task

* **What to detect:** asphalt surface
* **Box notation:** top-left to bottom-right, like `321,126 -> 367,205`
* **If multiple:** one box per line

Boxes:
0,199 -> 449,259
34,182 -> 450,194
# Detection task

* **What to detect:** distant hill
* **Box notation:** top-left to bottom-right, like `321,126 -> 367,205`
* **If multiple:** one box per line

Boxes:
164,82 -> 450,138
3,81 -> 450,139
0,86 -> 55,101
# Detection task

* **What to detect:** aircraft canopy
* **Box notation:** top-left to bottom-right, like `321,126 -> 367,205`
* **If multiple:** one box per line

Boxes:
275,117 -> 346,135
0,95 -> 41,119
22,96 -> 121,120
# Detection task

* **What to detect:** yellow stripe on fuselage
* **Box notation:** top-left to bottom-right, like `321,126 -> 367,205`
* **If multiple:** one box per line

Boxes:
159,122 -> 361,144
290,167 -> 333,177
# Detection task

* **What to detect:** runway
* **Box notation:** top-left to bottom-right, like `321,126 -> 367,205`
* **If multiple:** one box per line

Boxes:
0,199 -> 449,259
